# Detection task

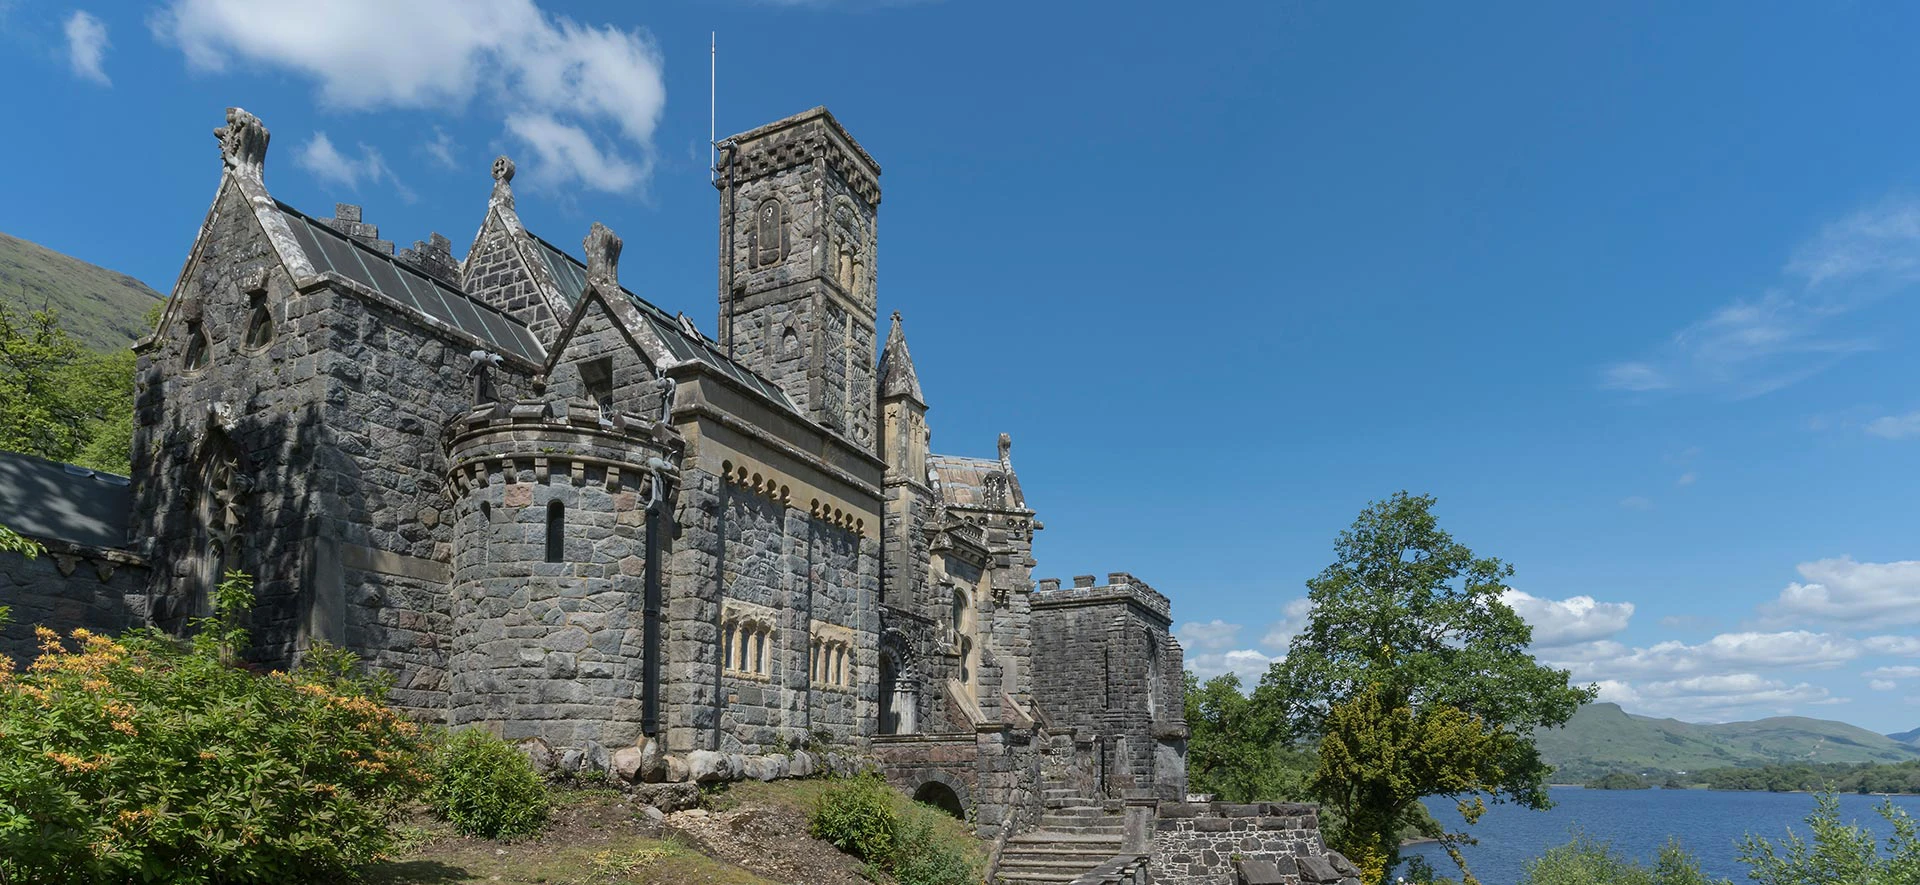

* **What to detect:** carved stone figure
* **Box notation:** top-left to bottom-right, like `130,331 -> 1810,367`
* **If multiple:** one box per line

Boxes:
214,107 -> 269,175
584,222 -> 622,287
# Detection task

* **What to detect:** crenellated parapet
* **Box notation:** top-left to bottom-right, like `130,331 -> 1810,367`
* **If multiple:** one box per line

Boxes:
445,399 -> 681,497
1032,572 -> 1173,624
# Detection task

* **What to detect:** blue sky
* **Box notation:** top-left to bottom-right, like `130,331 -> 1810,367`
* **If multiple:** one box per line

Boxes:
5,0 -> 1920,731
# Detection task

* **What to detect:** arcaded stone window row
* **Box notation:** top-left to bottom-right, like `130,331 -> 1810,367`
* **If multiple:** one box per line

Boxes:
722,616 -> 775,680
811,637 -> 853,690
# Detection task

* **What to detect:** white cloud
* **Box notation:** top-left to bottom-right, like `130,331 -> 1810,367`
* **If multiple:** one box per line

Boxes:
1260,598 -> 1315,649
1866,411 -> 1920,440
64,11 -> 110,85
1871,679 -> 1899,691
1176,620 -> 1241,652
1501,589 -> 1634,648
1864,665 -> 1920,680
1546,631 -> 1861,682
294,132 -> 413,202
1863,635 -> 1920,656
1786,198 -> 1920,287
504,113 -> 644,192
1619,495 -> 1654,511
1767,556 -> 1920,625
1184,649 -> 1279,684
1676,472 -> 1697,487
1635,673 -> 1835,719
153,0 -> 664,193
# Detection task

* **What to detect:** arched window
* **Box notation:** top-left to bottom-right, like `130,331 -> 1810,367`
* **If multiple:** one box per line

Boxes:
545,501 -> 564,563
183,322 -> 210,372
243,293 -> 274,350
751,199 -> 784,267
950,589 -> 967,635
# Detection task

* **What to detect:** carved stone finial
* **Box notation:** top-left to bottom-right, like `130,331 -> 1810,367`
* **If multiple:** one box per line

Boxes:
998,432 -> 1012,463
891,310 -> 902,324
214,107 -> 269,176
490,155 -> 516,206
584,222 -> 623,287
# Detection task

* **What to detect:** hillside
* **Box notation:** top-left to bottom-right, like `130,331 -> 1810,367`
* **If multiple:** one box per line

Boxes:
1535,702 -> 1920,781
0,231 -> 163,351
1891,727 -> 1920,746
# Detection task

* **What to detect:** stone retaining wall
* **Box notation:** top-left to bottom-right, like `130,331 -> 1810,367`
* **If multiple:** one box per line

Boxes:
1149,802 -> 1360,885
0,542 -> 148,664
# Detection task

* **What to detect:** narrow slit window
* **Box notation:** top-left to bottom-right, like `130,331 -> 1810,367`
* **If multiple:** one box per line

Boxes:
545,501 -> 564,563
244,293 -> 274,349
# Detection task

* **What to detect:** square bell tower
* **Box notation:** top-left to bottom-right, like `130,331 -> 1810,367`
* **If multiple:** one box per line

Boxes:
714,107 -> 881,453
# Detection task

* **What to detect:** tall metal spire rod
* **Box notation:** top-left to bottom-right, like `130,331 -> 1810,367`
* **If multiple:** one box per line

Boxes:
709,32 -> 717,182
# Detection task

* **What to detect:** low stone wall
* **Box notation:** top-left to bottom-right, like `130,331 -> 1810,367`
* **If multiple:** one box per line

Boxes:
0,541 -> 149,665
1149,802 -> 1360,885
1069,853 -> 1150,884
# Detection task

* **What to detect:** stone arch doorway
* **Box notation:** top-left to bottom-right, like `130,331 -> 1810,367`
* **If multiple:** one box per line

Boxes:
913,781 -> 965,820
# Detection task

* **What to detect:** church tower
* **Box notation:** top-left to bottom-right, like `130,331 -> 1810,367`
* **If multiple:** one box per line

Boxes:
714,108 -> 881,453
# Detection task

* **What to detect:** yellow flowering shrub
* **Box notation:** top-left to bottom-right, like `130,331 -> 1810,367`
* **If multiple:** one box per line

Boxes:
0,572 -> 430,884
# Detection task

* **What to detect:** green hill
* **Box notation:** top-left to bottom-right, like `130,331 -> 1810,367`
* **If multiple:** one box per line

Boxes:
0,231 -> 163,351
1534,703 -> 1920,781
1890,727 -> 1920,746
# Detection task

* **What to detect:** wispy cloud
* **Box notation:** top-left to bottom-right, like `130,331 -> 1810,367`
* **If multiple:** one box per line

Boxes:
1675,471 -> 1697,487
64,11 -> 110,85
422,126 -> 458,169
1619,495 -> 1654,511
153,0 -> 664,194
1762,556 -> 1920,626
295,132 -> 414,201
1600,198 -> 1920,398
1175,619 -> 1242,652
1865,410 -> 1920,440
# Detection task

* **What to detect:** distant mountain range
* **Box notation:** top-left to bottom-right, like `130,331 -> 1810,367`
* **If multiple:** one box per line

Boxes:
0,231 -> 162,351
1535,703 -> 1920,781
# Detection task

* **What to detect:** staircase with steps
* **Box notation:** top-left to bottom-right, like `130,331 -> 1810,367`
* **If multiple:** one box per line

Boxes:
992,789 -> 1130,885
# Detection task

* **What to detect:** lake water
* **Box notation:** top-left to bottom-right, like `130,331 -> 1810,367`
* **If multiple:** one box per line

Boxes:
1398,787 -> 1920,884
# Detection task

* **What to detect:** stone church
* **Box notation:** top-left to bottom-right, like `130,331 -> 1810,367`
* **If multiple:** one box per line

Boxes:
0,103 -> 1201,833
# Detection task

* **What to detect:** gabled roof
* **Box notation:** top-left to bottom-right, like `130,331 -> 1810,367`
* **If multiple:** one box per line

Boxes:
277,202 -> 545,363
0,451 -> 130,550
527,233 -> 800,413
928,453 -> 1027,511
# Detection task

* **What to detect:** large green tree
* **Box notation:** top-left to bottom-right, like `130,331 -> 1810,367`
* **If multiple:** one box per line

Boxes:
1256,491 -> 1595,884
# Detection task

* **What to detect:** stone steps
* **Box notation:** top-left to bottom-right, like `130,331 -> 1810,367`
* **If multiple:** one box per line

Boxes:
995,827 -> 1126,885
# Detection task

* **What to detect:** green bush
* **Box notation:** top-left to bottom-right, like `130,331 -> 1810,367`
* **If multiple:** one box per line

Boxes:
809,773 -> 900,863
0,572 -> 431,884
427,728 -> 550,839
1517,832 -> 1723,885
890,808 -> 978,885
807,774 -> 977,885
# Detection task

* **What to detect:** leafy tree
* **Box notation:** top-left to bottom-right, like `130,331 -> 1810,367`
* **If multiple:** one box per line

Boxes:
1256,491 -> 1596,884
1183,671 -> 1313,802
1738,792 -> 1920,885
0,302 -> 136,474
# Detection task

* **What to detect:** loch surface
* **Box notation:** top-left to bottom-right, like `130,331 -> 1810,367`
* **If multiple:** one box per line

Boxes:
1400,786 -> 1920,883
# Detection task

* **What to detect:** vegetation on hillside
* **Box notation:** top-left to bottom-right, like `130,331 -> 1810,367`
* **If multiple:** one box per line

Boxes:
807,773 -> 978,885
0,231 -> 163,353
0,302 -> 139,474
1532,702 -> 1920,783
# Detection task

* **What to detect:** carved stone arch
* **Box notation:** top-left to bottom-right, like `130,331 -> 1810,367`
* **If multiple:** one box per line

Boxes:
878,627 -> 920,735
156,425 -> 249,632
901,769 -> 971,821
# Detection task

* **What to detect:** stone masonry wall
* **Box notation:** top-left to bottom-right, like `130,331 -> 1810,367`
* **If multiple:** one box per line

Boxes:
0,545 -> 148,665
316,283 -> 533,713
133,179 -> 331,668
1150,803 -> 1358,885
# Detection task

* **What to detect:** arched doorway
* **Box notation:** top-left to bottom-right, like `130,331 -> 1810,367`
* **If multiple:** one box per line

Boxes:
913,781 -> 965,820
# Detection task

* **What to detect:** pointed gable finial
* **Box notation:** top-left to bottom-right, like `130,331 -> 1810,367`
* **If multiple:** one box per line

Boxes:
878,309 -> 925,404
490,155 -> 516,207
584,222 -> 623,288
214,107 -> 269,177
998,432 -> 1012,464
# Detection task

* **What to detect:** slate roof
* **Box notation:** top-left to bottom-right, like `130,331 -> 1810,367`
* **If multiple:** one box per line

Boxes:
0,451 -> 131,550
527,234 -> 801,412
928,454 -> 1027,511
277,202 -> 546,363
